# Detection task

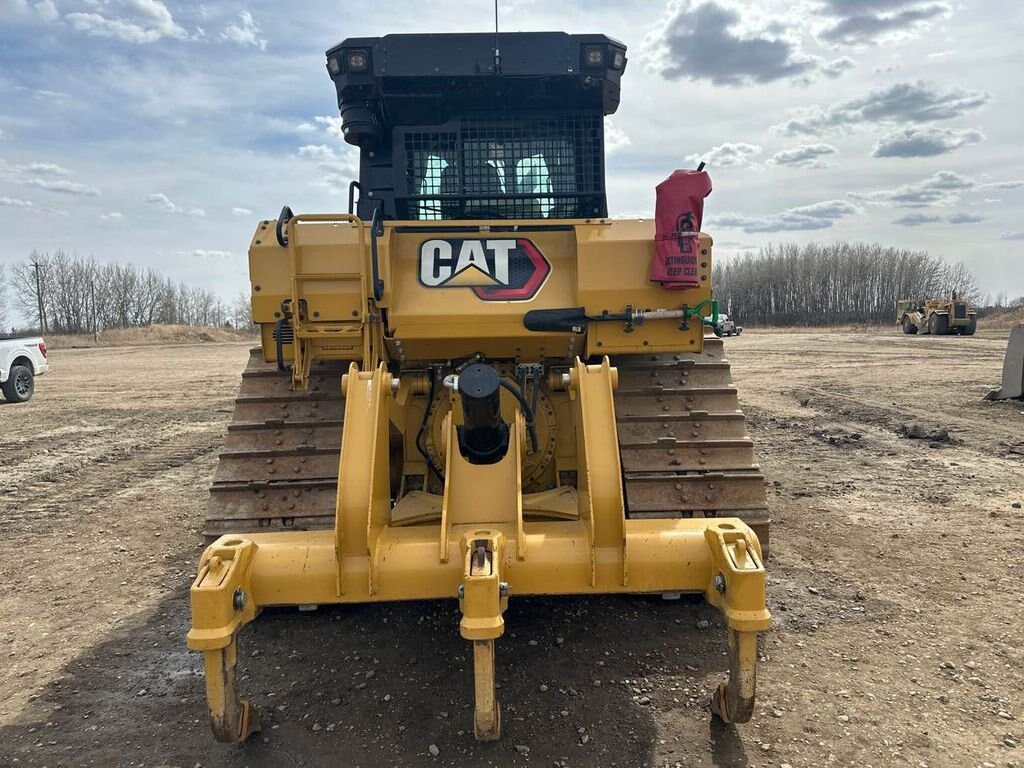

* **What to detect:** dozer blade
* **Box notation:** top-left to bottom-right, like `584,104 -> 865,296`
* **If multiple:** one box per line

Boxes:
986,324 -> 1024,401
205,348 -> 347,537
613,335 -> 771,552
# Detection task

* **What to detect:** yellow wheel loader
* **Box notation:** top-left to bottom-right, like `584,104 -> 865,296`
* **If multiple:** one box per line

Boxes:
187,31 -> 771,743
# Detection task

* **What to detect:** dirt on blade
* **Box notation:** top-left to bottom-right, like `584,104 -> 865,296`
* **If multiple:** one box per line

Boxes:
1,330 -> 1021,768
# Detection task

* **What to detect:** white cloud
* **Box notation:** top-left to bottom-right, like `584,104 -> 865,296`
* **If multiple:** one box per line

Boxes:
650,0 -> 819,86
773,81 -> 989,136
769,143 -> 839,168
687,142 -> 762,168
24,162 -> 71,176
313,115 -> 345,141
296,145 -> 339,164
0,195 -> 35,208
0,194 -> 67,215
948,212 -> 983,224
1001,232 -> 1024,241
978,180 -> 1024,191
298,143 -> 359,188
65,0 -> 188,44
822,56 -> 856,79
232,207 -> 253,216
0,160 -> 103,200
31,88 -> 72,101
4,0 -> 57,18
194,249 -> 233,258
34,0 -> 57,21
604,119 -> 630,153
144,192 -> 179,212
853,170 -> 973,208
872,127 -> 984,158
893,212 -> 941,227
712,199 -> 861,233
101,211 -> 125,221
818,1 -> 952,46
23,178 -> 101,196
858,173 -> 1022,213
144,192 -> 204,216
220,11 -> 266,51
0,0 -> 29,13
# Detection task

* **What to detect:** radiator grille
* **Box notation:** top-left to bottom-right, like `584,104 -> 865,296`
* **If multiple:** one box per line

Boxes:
273,321 -> 294,344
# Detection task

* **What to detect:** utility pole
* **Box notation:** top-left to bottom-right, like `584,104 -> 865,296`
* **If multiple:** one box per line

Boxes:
31,260 -> 46,333
91,278 -> 98,343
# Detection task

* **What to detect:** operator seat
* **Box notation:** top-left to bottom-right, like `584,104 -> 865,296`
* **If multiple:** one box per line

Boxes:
464,161 -> 506,219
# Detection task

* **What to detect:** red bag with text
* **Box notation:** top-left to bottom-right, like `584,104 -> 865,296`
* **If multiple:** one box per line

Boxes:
650,169 -> 712,289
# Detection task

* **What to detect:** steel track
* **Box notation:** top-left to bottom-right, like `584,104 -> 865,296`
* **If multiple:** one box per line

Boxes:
206,340 -> 769,550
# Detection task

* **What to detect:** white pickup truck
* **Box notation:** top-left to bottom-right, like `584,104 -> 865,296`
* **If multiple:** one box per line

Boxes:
712,314 -> 743,338
0,336 -> 48,403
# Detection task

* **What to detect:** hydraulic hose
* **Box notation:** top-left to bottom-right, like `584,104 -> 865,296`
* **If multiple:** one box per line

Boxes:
274,317 -> 287,372
499,379 -> 538,454
416,370 -> 446,485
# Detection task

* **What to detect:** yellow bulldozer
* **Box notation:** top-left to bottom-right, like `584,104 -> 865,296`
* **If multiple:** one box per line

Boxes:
187,31 -> 770,743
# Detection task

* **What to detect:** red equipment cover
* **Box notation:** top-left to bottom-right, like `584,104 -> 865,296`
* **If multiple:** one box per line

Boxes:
650,169 -> 712,289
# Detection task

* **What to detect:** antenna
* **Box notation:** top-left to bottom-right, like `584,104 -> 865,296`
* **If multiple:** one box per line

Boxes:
491,0 -> 499,74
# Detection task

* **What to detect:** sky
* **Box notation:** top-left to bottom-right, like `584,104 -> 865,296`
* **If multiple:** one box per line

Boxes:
0,0 -> 1022,320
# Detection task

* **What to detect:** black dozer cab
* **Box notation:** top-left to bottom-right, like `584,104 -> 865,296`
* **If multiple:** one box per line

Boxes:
325,32 -> 627,222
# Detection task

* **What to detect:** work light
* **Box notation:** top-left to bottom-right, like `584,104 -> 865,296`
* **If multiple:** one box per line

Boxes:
347,50 -> 369,72
583,46 -> 605,67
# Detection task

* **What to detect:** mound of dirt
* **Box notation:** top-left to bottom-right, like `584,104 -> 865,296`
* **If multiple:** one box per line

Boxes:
46,324 -> 256,349
980,307 -> 1024,329
897,422 -> 953,443
811,425 -> 864,446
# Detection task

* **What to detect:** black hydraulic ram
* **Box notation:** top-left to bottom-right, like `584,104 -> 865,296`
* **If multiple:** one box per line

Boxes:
456,364 -> 511,465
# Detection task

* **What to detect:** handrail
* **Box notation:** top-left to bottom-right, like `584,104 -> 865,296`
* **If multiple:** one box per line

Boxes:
275,206 -> 294,247
348,181 -> 361,215
369,206 -> 384,302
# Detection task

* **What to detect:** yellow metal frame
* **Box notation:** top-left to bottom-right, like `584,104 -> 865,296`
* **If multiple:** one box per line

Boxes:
249,216 -> 716,386
189,356 -> 770,741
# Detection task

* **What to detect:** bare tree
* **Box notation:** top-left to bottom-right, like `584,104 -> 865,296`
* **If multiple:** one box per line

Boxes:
9,251 -> 241,333
713,242 -> 981,327
10,251 -> 49,331
231,291 -> 253,329
0,263 -> 8,331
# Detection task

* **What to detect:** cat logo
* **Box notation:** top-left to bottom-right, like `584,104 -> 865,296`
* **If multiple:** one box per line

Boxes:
418,238 -> 551,301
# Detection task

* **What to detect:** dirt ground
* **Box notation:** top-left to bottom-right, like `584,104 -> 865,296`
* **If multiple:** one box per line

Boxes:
1,331 -> 1021,768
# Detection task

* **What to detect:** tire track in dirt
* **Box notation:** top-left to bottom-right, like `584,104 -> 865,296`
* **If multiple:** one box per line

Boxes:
0,424 -> 223,533
791,386 -> 1023,458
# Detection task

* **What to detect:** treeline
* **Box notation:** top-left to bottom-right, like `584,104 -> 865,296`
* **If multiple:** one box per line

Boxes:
0,264 -> 8,330
4,251 -> 251,335
712,243 -> 980,327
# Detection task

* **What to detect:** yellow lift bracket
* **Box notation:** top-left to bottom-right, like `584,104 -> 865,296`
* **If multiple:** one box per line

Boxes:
187,358 -> 771,742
